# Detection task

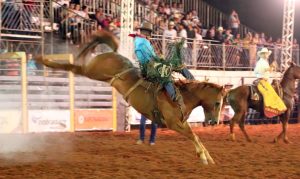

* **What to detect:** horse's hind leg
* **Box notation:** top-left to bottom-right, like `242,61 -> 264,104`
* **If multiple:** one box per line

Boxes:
35,56 -> 84,75
238,113 -> 252,142
167,120 -> 214,165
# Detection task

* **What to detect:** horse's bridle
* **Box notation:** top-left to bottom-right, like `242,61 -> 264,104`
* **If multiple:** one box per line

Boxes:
106,67 -> 143,101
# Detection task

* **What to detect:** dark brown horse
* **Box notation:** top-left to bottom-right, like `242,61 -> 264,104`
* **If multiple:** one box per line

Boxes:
35,31 -> 226,165
226,63 -> 300,143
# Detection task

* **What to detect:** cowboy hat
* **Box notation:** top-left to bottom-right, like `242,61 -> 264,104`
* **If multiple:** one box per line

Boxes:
138,22 -> 153,32
257,47 -> 272,57
217,26 -> 224,31
168,21 -> 175,26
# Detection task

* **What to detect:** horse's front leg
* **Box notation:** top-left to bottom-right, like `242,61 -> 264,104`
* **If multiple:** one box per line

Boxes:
166,119 -> 214,165
275,112 -> 291,143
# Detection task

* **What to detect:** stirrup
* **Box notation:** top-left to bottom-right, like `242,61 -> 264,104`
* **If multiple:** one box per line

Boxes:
251,93 -> 259,101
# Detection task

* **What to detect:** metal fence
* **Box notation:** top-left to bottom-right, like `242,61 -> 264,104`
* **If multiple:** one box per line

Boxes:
149,35 -> 300,70
51,0 -> 98,45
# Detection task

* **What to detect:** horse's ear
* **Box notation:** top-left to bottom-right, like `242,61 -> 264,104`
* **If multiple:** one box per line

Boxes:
287,60 -> 295,66
220,85 -> 227,94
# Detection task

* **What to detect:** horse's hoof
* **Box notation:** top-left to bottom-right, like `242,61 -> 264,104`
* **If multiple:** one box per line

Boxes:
273,138 -> 278,143
229,134 -> 236,141
284,139 -> 292,144
201,159 -> 209,165
246,139 -> 252,143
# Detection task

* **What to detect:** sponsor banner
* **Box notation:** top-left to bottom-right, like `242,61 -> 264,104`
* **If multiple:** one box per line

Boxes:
128,106 -> 206,124
129,106 -> 235,124
0,110 -> 22,133
28,110 -> 71,132
187,106 -> 205,123
74,109 -> 113,131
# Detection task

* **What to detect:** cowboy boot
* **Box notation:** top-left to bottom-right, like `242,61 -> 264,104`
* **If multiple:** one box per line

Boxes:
174,88 -> 186,118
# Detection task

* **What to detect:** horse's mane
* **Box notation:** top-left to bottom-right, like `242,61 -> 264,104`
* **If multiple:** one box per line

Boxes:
175,79 -> 222,92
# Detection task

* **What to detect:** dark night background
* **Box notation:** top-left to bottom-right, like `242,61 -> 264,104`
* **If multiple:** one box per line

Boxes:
203,0 -> 300,42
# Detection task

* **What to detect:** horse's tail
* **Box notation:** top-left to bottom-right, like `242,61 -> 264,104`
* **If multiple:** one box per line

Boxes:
77,31 -> 119,63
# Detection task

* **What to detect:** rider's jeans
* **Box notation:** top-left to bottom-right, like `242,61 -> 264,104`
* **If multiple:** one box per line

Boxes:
181,68 -> 195,80
164,82 -> 177,101
139,115 -> 157,143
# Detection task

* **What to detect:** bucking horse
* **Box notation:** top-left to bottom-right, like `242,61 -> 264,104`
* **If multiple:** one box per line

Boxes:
35,31 -> 226,165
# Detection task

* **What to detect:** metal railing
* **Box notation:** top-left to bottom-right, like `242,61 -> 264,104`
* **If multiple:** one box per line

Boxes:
78,0 -> 164,33
51,0 -> 97,44
177,0 -> 257,38
149,35 -> 300,70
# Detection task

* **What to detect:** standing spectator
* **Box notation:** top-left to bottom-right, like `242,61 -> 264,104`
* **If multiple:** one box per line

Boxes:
163,21 -> 177,40
177,2 -> 184,14
27,53 -> 37,76
229,9 -> 240,37
171,2 -> 178,14
260,33 -> 267,46
186,23 -> 195,42
80,6 -> 90,20
178,23 -> 189,64
136,115 -> 157,146
178,23 -> 187,42
297,82 -> 300,123
164,4 -> 171,16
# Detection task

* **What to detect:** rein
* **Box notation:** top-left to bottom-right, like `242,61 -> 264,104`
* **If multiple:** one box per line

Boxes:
108,68 -> 135,85
106,67 -> 144,101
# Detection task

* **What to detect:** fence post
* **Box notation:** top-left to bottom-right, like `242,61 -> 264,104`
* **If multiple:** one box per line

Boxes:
222,43 -> 226,71
69,54 -> 75,132
192,39 -> 197,69
112,88 -> 117,132
208,41 -> 212,68
20,52 -> 28,133
162,36 -> 166,58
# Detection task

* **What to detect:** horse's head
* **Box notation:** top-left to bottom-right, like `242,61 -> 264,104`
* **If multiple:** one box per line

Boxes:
182,81 -> 226,125
284,62 -> 300,79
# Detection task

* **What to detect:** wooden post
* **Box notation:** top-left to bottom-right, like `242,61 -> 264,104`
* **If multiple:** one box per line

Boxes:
69,54 -> 75,132
112,88 -> 117,131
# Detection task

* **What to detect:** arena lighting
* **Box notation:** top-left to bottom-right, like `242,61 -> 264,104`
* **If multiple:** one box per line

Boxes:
281,0 -> 295,70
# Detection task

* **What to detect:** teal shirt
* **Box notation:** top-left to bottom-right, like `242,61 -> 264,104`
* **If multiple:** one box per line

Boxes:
134,37 -> 158,64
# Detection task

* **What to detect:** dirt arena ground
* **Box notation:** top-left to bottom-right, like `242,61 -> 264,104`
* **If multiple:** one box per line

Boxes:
0,123 -> 300,179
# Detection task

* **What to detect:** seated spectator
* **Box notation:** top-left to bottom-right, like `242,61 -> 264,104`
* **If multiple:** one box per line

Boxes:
108,22 -> 120,38
194,27 -> 203,41
223,29 -> 234,45
215,26 -> 224,44
205,24 -> 216,40
94,8 -> 105,28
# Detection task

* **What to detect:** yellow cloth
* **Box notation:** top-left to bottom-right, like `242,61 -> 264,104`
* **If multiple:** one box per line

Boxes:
257,79 -> 287,118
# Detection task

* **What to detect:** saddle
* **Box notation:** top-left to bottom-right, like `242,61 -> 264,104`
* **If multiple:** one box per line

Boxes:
139,78 -> 186,125
250,79 -> 286,118
250,79 -> 283,101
